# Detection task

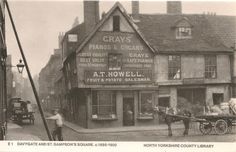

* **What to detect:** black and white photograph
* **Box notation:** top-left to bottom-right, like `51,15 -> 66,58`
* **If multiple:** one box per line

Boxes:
0,0 -> 236,151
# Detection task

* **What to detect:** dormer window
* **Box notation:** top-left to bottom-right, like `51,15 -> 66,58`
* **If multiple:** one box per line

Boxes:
68,34 -> 78,42
176,27 -> 192,39
113,16 -> 120,32
174,17 -> 193,39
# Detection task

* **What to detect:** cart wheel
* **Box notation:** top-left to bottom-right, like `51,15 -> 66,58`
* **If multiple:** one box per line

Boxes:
227,121 -> 232,134
214,119 -> 228,135
227,125 -> 232,134
199,122 -> 212,135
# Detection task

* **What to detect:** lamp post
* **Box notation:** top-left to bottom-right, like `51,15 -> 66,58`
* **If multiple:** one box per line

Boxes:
5,59 -> 25,120
6,59 -> 25,73
16,59 -> 24,74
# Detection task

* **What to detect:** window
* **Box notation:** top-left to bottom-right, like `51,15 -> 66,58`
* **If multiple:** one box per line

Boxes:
168,55 -> 181,80
176,27 -> 192,39
68,34 -> 78,42
213,93 -> 224,105
108,53 -> 122,70
113,16 -> 120,32
205,55 -> 217,79
92,91 -> 116,118
139,92 -> 153,116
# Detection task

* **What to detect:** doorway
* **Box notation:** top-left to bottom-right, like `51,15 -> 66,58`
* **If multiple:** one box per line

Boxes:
213,93 -> 224,105
123,97 -> 134,126
158,97 -> 170,123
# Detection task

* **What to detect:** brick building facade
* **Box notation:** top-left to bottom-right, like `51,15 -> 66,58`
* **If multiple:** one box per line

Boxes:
58,1 -> 236,129
38,34 -> 63,111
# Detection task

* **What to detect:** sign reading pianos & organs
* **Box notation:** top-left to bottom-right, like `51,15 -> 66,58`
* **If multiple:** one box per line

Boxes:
85,70 -> 152,84
77,32 -> 154,69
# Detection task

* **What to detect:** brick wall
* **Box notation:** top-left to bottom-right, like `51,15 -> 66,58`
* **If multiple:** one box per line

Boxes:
84,1 -> 99,34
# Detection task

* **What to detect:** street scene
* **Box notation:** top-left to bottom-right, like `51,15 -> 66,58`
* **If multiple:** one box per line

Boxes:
6,112 -> 236,142
0,0 -> 236,143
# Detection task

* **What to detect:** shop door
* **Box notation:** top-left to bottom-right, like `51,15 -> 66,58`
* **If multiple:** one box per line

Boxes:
158,97 -> 170,123
123,97 -> 134,126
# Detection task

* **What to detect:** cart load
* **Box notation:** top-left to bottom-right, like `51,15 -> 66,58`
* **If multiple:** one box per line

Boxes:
229,98 -> 236,114
205,100 -> 235,116
196,98 -> 236,135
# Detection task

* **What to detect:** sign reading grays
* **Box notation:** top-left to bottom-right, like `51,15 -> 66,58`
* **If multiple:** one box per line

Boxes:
85,70 -> 152,84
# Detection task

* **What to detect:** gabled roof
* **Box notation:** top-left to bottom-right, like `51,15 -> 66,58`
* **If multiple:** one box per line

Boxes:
135,14 -> 232,53
63,3 -> 235,57
75,2 -> 155,54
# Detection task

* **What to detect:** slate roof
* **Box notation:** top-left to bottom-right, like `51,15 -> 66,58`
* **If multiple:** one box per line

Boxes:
206,15 -> 236,48
63,4 -> 235,56
134,14 -> 234,53
61,23 -> 87,61
75,2 -> 155,54
64,23 -> 86,46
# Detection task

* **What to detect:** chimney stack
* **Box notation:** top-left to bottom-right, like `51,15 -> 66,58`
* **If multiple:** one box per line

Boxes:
167,1 -> 182,14
58,32 -> 64,49
132,1 -> 139,15
84,1 -> 100,34
72,17 -> 79,28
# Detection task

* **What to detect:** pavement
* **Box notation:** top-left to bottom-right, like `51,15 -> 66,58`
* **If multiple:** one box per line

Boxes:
63,120 -> 191,134
43,112 -> 198,134
5,112 -> 197,140
6,121 -> 41,141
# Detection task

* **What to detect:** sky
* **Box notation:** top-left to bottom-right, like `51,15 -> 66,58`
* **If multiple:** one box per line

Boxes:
5,0 -> 236,77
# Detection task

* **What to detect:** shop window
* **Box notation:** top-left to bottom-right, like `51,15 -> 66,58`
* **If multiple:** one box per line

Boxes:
139,92 -> 154,117
168,55 -> 181,80
92,91 -> 116,119
205,55 -> 217,79
113,15 -> 120,32
176,27 -> 192,39
108,53 -> 122,70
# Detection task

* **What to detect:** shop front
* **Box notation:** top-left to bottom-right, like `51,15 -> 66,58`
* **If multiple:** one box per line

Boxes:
74,12 -> 158,128
83,69 -> 158,128
85,88 -> 158,129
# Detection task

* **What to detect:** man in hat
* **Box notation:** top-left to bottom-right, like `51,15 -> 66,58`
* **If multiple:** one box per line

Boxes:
46,109 -> 63,141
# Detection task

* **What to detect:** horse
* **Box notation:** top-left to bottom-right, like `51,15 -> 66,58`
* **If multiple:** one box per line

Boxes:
153,106 -> 192,137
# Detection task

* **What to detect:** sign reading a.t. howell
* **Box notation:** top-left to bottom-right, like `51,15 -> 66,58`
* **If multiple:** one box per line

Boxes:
84,70 -> 152,84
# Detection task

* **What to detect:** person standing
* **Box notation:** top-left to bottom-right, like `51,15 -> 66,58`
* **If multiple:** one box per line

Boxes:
46,109 -> 63,141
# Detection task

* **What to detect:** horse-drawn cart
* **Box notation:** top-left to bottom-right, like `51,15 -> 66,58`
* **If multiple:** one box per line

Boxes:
154,98 -> 236,136
195,99 -> 236,135
196,114 -> 236,135
10,98 -> 35,125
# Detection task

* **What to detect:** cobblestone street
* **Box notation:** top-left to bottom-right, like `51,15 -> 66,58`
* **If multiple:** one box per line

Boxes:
6,112 -> 236,142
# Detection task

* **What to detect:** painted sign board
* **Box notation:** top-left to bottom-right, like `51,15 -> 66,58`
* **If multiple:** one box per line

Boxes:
84,70 -> 152,84
78,32 -> 153,69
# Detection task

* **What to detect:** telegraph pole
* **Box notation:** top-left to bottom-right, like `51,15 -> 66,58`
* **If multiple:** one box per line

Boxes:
5,0 -> 53,140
